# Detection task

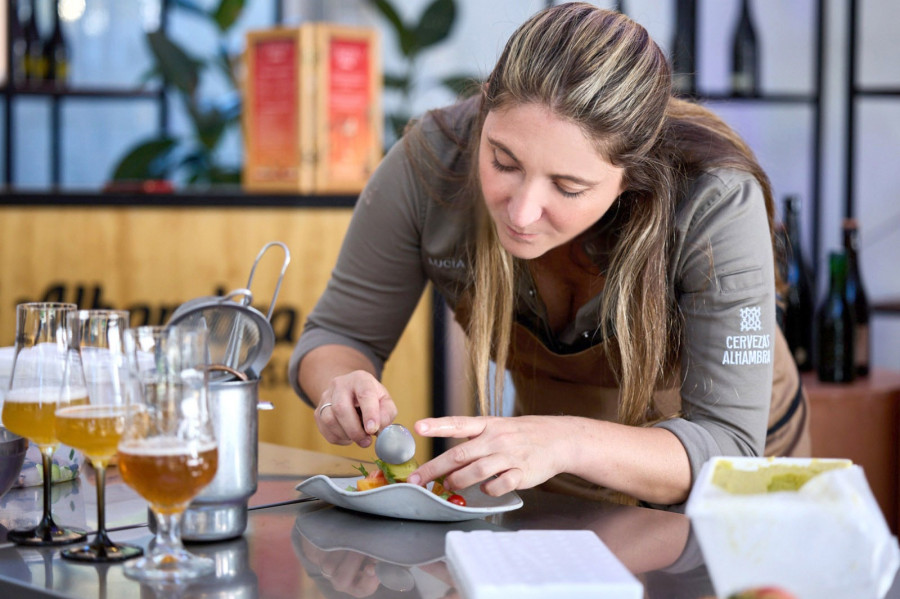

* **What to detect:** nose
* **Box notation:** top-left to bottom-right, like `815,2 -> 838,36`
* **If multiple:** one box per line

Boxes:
506,182 -> 543,229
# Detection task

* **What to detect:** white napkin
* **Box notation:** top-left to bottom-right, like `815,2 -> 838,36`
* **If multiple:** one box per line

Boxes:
445,530 -> 642,599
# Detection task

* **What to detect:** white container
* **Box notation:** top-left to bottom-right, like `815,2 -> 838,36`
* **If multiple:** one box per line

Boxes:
686,456 -> 899,599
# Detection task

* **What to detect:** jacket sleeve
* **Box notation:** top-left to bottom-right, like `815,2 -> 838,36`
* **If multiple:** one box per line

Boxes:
287,137 -> 430,405
654,170 -> 776,489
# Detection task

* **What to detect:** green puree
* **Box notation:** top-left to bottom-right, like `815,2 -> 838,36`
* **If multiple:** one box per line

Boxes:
712,459 -> 852,494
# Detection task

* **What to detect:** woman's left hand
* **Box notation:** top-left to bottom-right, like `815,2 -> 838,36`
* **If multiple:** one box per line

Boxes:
406,415 -> 575,496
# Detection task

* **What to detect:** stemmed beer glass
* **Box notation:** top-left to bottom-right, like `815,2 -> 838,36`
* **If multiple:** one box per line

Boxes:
119,325 -> 218,582
55,309 -> 144,562
1,302 -> 87,545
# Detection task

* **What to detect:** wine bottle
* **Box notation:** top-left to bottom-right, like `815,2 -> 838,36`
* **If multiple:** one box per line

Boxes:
842,219 -> 870,376
731,0 -> 759,96
816,251 -> 855,383
774,222 -> 788,332
615,1 -> 627,14
671,0 -> 696,96
782,196 -> 815,371
10,0 -> 29,84
23,0 -> 46,84
43,0 -> 68,87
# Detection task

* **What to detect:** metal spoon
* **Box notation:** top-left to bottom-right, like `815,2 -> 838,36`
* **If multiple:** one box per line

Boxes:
374,424 -> 416,465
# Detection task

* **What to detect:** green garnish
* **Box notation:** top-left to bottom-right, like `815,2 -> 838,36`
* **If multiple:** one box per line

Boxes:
353,463 -> 369,477
374,459 -> 396,484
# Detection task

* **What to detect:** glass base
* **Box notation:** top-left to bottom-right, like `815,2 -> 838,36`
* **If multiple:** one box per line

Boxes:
123,548 -> 215,583
62,541 -> 143,563
7,525 -> 86,547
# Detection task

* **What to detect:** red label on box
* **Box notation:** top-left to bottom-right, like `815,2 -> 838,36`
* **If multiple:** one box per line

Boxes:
252,39 -> 299,180
327,37 -> 371,182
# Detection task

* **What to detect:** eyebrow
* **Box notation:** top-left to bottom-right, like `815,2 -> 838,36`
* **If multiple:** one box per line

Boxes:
487,135 -> 601,187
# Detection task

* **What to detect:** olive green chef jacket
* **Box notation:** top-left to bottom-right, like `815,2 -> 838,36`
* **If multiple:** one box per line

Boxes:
288,98 -> 810,509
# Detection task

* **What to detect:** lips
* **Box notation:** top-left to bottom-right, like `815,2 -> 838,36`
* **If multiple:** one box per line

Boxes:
505,225 -> 536,240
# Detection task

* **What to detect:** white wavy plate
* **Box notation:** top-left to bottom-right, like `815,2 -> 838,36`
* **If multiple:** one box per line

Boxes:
295,475 -> 523,522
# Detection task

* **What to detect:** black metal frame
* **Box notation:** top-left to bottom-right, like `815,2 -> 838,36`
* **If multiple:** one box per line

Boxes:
1,0 -> 170,188
846,0 -> 900,315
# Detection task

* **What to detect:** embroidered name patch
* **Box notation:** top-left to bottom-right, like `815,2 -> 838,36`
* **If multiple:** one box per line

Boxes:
722,306 -> 772,365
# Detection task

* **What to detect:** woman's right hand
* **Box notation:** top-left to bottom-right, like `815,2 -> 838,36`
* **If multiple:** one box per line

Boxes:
314,370 -> 397,449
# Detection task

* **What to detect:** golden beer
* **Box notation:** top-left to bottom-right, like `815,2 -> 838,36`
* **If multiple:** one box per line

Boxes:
118,438 -> 218,514
2,387 -> 88,448
55,405 -> 136,468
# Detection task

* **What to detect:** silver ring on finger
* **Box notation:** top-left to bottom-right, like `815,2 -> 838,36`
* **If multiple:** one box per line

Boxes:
317,402 -> 334,417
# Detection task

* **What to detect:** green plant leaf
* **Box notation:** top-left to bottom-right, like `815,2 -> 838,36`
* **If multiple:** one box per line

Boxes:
110,138 -> 179,181
384,73 -> 410,90
366,0 -> 418,56
414,0 -> 456,50
366,0 -> 406,37
212,0 -> 245,33
147,30 -> 200,97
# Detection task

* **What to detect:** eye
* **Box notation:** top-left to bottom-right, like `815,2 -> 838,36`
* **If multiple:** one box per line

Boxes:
555,183 -> 586,199
491,158 -> 517,173
490,149 -> 517,173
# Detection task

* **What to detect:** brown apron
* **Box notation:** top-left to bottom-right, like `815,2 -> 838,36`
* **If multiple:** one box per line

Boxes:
502,321 -> 811,503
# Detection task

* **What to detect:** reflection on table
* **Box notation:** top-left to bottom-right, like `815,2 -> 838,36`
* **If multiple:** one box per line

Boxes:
0,442 -> 897,599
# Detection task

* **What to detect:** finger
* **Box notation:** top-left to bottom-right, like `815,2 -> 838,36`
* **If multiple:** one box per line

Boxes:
479,468 -> 524,496
442,453 -> 513,492
337,403 -> 373,448
315,391 -> 352,445
414,416 -> 489,439
320,393 -> 370,448
353,379 -> 391,435
407,439 -> 494,487
317,404 -> 354,446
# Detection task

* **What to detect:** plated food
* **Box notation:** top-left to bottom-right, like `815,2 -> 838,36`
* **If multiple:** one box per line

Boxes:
295,471 -> 523,522
351,460 -> 467,506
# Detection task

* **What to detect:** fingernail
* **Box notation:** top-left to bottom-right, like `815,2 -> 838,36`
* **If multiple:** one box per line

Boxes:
407,474 -> 421,486
366,420 -> 377,434
360,437 -> 372,448
417,422 -> 429,433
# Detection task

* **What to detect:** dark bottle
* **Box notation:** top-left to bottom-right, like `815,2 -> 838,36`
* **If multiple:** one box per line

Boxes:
782,196 -> 815,371
23,0 -> 47,84
614,1 -> 627,14
842,219 -> 870,376
10,0 -> 29,84
816,251 -> 855,383
671,0 -> 697,96
731,0 -> 759,96
43,0 -> 69,87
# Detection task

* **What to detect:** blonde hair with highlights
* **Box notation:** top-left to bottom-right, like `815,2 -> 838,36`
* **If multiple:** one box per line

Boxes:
408,3 -> 778,425
468,4 -> 777,423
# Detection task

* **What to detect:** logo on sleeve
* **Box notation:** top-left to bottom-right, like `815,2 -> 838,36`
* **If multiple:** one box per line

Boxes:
722,306 -> 771,365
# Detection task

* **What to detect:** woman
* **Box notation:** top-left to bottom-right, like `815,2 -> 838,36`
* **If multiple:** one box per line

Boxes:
289,3 -> 809,509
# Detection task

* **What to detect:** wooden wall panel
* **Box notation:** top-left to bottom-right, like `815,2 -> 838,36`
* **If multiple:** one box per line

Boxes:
0,206 -> 432,464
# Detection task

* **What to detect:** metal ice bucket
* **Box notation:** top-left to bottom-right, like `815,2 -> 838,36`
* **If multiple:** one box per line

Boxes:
182,377 -> 262,541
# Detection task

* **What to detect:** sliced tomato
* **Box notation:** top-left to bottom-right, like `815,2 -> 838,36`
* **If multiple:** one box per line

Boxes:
357,469 -> 387,491
431,480 -> 448,496
447,494 -> 466,506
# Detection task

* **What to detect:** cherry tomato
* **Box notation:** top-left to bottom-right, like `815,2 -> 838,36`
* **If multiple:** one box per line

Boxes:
447,494 -> 467,506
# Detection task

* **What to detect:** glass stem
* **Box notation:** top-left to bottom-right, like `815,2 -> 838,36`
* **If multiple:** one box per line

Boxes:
37,447 -> 57,539
151,509 -> 185,560
91,463 -> 113,550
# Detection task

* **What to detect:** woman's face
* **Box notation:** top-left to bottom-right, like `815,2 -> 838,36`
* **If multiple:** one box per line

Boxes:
479,103 -> 625,260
